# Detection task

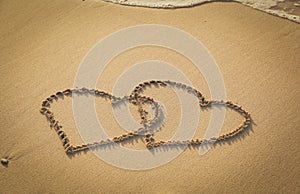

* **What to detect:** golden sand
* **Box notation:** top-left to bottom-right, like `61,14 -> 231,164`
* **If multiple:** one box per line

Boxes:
0,0 -> 299,192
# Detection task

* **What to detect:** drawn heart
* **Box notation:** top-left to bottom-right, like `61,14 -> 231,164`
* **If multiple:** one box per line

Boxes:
40,81 -> 251,154
40,88 -> 161,154
129,80 -> 251,149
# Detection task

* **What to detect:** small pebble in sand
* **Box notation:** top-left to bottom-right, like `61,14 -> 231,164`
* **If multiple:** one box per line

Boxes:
1,158 -> 9,166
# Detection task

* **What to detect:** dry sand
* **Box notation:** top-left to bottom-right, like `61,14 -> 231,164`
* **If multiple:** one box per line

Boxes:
0,0 -> 299,193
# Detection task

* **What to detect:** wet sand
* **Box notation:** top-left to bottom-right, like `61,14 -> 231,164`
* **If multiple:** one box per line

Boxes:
101,0 -> 300,23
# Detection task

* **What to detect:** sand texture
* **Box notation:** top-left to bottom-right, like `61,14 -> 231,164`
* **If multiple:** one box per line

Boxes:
100,0 -> 300,23
0,0 -> 300,193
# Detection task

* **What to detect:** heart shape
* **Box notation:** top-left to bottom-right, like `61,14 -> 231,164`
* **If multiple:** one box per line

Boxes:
130,80 -> 252,149
41,81 -> 251,154
40,88 -> 161,154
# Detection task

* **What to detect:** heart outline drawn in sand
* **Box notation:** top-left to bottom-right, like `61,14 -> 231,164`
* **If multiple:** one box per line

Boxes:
129,80 -> 252,149
40,81 -> 251,154
40,88 -> 162,154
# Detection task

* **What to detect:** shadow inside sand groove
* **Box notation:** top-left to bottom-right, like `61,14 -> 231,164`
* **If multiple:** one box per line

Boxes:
67,116 -> 255,158
47,86 -> 254,158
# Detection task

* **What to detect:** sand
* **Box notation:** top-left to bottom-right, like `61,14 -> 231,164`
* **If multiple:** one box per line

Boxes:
100,0 -> 300,23
0,0 -> 300,193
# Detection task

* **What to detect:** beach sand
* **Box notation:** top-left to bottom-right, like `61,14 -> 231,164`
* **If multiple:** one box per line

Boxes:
0,0 -> 299,193
101,0 -> 300,23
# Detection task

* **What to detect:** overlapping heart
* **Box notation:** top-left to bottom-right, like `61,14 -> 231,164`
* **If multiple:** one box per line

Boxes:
40,80 -> 251,154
